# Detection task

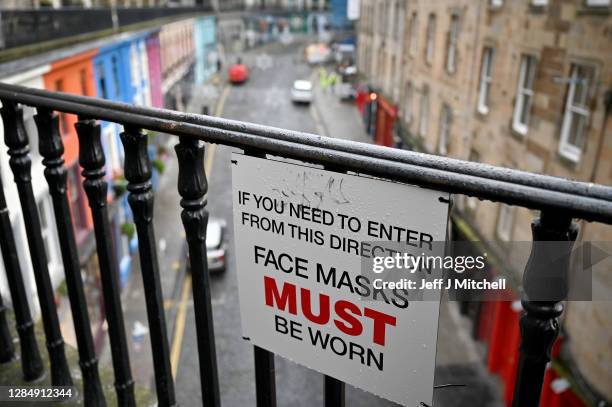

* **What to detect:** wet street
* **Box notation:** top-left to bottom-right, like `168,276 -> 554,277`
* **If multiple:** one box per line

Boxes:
171,41 -> 402,406
175,42 -> 334,407
115,40 -> 501,407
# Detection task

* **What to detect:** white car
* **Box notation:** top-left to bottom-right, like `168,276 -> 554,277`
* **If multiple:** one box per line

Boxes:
206,219 -> 227,272
185,218 -> 227,273
291,80 -> 313,104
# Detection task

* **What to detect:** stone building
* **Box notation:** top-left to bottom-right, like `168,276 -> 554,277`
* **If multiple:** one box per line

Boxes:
357,0 -> 612,404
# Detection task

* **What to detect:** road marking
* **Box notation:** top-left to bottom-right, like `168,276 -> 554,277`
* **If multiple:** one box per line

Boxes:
169,84 -> 229,381
206,144 -> 217,176
215,86 -> 230,117
204,86 -> 229,176
170,273 -> 192,379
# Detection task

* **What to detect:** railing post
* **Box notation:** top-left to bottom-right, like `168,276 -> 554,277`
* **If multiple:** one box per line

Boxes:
35,108 -> 106,406
0,99 -> 72,387
75,117 -> 136,407
175,137 -> 221,407
0,166 -> 43,381
0,294 -> 15,363
121,126 -> 176,407
254,346 -> 276,407
324,376 -> 345,407
512,210 -> 577,407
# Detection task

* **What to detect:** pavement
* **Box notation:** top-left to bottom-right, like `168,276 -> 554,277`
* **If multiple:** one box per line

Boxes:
310,75 -> 371,144
55,38 -> 504,407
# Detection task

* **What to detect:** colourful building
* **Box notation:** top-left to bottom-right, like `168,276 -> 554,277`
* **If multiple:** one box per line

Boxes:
146,31 -> 163,109
0,65 -> 62,318
194,16 -> 217,86
93,32 -> 154,287
43,50 -> 97,245
159,18 -> 195,109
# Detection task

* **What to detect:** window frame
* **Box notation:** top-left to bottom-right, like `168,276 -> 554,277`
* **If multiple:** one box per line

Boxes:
425,13 -> 436,65
558,64 -> 593,163
585,0 -> 611,6
404,82 -> 413,123
496,204 -> 515,242
409,13 -> 418,57
446,14 -> 459,74
438,105 -> 451,155
419,87 -> 429,137
393,1 -> 401,40
512,54 -> 537,136
54,79 -> 70,135
477,47 -> 494,115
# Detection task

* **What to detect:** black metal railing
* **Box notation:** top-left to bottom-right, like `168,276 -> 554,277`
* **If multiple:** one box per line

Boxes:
0,6 -> 214,51
0,82 -> 610,407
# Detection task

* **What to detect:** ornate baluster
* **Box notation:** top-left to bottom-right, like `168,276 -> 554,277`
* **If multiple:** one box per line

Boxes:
35,109 -> 106,406
0,166 -> 43,381
175,137 -> 220,407
512,210 -> 577,407
0,99 -> 72,387
75,118 -> 135,407
0,294 -> 15,363
121,126 -> 176,407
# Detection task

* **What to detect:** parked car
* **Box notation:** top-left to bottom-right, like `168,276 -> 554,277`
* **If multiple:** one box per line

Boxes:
337,65 -> 357,100
291,80 -> 313,104
186,218 -> 227,273
228,58 -> 249,84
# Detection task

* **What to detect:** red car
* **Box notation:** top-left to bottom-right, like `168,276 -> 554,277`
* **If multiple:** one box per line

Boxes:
228,61 -> 249,84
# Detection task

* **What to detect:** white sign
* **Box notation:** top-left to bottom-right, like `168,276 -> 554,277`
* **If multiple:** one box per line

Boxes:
347,0 -> 361,20
231,154 -> 449,406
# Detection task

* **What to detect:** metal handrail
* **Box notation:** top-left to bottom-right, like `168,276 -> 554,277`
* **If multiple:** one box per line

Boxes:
0,82 -> 610,201
0,84 -> 610,407
1,83 -> 611,224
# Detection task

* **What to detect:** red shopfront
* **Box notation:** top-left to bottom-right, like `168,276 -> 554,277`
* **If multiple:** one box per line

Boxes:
474,289 -> 588,407
374,94 -> 397,147
453,218 -> 588,407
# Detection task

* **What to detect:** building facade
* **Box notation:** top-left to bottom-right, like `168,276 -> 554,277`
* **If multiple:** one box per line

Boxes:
159,18 -> 195,109
0,65 -> 61,318
146,30 -> 163,108
43,50 -> 98,252
194,16 -> 217,86
357,0 -> 612,404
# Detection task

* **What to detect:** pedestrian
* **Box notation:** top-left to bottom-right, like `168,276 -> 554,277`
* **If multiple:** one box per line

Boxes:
319,68 -> 328,91
328,71 -> 338,94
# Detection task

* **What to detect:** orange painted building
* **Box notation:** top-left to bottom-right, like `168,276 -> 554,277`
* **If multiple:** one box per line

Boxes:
43,49 -> 97,240
43,50 -> 97,166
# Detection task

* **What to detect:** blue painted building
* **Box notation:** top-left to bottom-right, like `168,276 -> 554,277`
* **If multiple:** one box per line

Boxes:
194,16 -> 217,86
93,31 -> 153,288
330,0 -> 352,30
